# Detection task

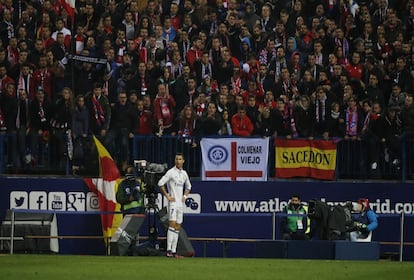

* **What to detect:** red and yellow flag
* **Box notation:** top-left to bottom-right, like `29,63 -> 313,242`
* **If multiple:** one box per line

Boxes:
275,139 -> 337,180
83,136 -> 123,241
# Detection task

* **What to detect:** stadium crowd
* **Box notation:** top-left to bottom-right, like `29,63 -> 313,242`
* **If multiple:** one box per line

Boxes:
0,0 -> 413,174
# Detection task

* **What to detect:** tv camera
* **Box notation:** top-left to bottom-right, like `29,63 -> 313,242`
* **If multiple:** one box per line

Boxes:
133,160 -> 168,243
133,160 -> 168,211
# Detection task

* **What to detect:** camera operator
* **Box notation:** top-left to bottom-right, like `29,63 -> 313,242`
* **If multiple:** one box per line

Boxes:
157,153 -> 192,258
116,166 -> 144,215
281,194 -> 309,240
349,198 -> 378,241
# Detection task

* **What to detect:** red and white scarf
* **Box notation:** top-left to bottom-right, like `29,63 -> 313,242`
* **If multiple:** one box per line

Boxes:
346,107 -> 358,136
92,95 -> 105,128
231,76 -> 241,95
18,72 -> 31,97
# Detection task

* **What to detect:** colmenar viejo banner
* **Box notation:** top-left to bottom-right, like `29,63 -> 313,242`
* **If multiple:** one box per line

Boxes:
275,139 -> 337,180
201,138 -> 269,181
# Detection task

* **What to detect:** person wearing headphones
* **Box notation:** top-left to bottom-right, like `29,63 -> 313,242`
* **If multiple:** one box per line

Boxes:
349,198 -> 378,241
116,166 -> 145,215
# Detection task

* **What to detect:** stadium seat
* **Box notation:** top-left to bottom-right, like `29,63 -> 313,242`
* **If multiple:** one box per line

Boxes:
355,231 -> 373,242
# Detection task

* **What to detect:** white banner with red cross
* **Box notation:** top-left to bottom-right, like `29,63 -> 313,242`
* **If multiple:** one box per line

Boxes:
200,138 -> 269,181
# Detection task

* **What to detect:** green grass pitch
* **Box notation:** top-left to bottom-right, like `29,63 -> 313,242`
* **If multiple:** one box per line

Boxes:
1,255 -> 414,280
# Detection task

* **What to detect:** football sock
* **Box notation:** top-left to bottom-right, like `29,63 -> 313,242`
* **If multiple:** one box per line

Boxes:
171,229 -> 180,254
167,227 -> 175,252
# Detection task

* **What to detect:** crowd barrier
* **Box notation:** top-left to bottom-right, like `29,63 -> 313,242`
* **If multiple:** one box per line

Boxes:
3,209 -> 413,261
0,134 -> 413,181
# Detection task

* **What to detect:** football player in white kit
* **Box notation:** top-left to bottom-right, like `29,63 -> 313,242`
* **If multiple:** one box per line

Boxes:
158,153 -> 192,258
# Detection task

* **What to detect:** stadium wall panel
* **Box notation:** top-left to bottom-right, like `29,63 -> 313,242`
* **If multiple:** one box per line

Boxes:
0,177 -> 413,259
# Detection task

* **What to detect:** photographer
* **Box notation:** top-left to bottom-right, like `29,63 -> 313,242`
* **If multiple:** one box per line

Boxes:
158,153 -> 192,258
349,198 -> 378,242
116,166 -> 144,215
281,194 -> 309,240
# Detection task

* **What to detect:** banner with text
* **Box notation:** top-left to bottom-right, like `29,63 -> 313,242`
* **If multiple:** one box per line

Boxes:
275,139 -> 337,180
201,138 -> 269,181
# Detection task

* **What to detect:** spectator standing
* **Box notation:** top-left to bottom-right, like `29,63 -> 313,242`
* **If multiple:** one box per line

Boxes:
218,109 -> 232,136
51,18 -> 72,50
71,95 -> 90,174
400,94 -> 414,136
375,106 -> 402,168
326,102 -> 345,139
294,95 -> 315,139
32,55 -> 54,102
122,10 -> 136,41
343,95 -> 363,140
259,3 -> 275,34
231,105 -> 254,136
15,89 -> 31,168
296,69 -> 316,99
135,98 -> 153,135
276,67 -> 300,101
15,63 -> 35,100
0,8 -> 15,46
388,83 -> 407,111
0,63 -> 14,94
49,87 -> 73,170
186,36 -> 203,71
176,105 -> 198,147
198,102 -> 222,137
1,82 -> 17,167
241,79 -> 265,106
271,97 -> 297,139
194,51 -> 214,87
175,76 -> 198,115
390,57 -> 413,95
29,87 -> 51,165
314,86 -> 332,139
104,91 -> 137,170
365,72 -> 386,110
27,39 -> 46,68
75,49 -> 99,98
256,106 -> 272,136
367,101 -> 384,171
153,83 -> 176,136
84,82 -> 111,141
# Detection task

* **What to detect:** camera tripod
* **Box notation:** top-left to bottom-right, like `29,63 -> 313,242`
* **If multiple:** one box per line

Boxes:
144,192 -> 160,243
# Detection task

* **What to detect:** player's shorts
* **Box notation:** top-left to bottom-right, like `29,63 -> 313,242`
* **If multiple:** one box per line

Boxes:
168,204 -> 184,224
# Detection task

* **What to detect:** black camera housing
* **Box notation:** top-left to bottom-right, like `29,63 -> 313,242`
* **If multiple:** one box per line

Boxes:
133,160 -> 168,196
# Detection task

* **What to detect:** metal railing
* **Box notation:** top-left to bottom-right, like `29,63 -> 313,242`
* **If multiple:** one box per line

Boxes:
0,134 -> 413,181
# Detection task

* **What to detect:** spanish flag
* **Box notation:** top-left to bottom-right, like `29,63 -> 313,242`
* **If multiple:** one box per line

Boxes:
83,136 -> 123,243
275,139 -> 337,180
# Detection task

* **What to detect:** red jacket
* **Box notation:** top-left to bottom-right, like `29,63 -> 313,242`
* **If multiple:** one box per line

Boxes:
153,94 -> 176,128
345,63 -> 363,81
231,113 -> 254,136
32,67 -> 53,100
137,110 -> 153,135
185,48 -> 203,70
0,75 -> 14,93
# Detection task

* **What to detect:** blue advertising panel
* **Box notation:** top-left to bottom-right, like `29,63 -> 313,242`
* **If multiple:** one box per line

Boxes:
0,177 -> 413,258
